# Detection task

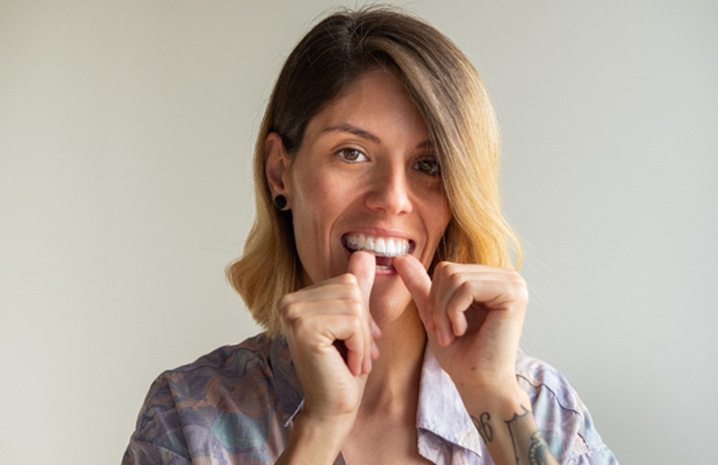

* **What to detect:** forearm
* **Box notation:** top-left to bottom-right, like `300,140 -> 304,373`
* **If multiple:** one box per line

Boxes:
462,384 -> 559,465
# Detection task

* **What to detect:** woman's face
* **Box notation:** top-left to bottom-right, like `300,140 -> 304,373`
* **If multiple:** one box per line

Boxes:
269,69 -> 451,320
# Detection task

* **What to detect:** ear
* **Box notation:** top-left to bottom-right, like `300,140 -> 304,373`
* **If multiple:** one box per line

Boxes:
264,132 -> 292,201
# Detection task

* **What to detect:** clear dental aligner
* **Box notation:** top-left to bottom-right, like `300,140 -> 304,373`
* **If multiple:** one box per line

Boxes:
342,234 -> 412,257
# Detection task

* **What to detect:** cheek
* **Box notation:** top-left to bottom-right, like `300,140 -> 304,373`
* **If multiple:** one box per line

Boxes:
293,174 -> 342,224
291,192 -> 324,245
292,159 -> 358,215
290,171 -> 356,283
427,192 -> 452,232
289,169 -> 350,251
426,197 -> 452,256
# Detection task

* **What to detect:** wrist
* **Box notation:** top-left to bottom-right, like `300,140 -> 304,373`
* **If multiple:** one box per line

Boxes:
457,378 -> 530,419
282,411 -> 353,465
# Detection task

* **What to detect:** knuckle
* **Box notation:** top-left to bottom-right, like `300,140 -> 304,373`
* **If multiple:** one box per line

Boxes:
291,315 -> 313,334
506,272 -> 529,300
349,286 -> 363,303
278,293 -> 294,310
505,283 -> 529,306
347,314 -> 363,332
285,309 -> 300,324
458,280 -> 474,296
280,309 -> 304,333
279,297 -> 309,323
516,286 -> 530,304
447,270 -> 464,288
508,271 -> 527,286
348,301 -> 364,315
279,301 -> 296,321
338,273 -> 358,285
433,261 -> 451,277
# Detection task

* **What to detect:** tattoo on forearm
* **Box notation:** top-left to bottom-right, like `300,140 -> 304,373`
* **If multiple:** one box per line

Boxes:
527,431 -> 550,465
505,405 -> 531,464
472,404 -> 554,465
505,405 -> 551,465
471,412 -> 493,443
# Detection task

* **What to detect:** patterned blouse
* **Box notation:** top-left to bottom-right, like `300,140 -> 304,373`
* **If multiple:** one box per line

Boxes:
122,333 -> 619,465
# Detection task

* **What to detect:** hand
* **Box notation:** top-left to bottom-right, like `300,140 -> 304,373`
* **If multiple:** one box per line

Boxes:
279,251 -> 380,426
392,256 -> 557,465
393,254 -> 528,394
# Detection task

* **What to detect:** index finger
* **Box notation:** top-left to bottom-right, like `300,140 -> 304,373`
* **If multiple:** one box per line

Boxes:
392,254 -> 432,324
347,251 -> 375,307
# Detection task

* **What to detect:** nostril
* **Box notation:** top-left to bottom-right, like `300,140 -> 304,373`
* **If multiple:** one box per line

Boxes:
365,174 -> 413,214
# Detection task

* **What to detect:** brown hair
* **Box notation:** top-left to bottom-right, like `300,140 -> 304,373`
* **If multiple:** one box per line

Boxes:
227,6 -> 520,335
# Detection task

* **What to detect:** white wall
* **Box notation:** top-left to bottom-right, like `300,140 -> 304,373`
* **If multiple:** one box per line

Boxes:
1,1 -> 715,464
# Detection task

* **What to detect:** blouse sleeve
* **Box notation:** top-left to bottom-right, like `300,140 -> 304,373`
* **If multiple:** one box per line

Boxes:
121,373 -> 191,465
567,446 -> 619,465
122,438 -> 191,465
516,354 -> 620,465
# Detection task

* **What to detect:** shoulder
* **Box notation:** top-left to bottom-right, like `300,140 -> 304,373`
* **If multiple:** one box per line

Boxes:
158,331 -> 276,393
139,332 -> 276,422
123,333 -> 289,465
515,352 -> 619,465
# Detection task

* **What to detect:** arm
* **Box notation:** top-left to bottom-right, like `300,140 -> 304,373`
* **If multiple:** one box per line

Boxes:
394,255 -> 559,465
275,415 -> 348,465
275,251 -> 379,465
465,387 -> 558,465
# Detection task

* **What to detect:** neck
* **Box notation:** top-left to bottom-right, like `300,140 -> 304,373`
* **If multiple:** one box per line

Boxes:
359,305 -> 426,416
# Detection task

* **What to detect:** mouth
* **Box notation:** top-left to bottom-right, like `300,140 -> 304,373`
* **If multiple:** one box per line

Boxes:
341,233 -> 416,272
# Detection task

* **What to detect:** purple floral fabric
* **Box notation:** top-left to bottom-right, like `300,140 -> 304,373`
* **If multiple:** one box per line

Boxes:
122,333 -> 618,465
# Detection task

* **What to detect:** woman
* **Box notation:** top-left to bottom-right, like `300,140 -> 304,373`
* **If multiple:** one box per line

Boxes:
123,7 -> 618,465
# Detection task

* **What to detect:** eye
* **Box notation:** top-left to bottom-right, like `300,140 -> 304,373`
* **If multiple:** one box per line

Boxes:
337,148 -> 368,163
413,157 -> 441,176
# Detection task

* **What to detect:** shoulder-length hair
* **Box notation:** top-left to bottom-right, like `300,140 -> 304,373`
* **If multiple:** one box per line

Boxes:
227,7 -> 521,335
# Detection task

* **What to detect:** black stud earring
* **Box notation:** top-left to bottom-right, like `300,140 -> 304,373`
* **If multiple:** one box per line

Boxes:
273,195 -> 288,210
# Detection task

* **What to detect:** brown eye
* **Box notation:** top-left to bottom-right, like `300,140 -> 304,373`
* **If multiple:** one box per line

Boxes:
337,148 -> 368,163
413,158 -> 441,176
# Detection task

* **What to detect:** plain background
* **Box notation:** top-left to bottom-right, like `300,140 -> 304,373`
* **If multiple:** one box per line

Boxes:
1,1 -> 716,464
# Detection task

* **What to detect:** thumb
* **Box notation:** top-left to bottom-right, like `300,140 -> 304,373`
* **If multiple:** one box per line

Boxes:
348,251 -> 375,307
392,254 -> 432,325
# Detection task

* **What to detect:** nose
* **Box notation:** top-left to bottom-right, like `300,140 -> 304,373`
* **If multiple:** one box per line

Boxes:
364,164 -> 413,215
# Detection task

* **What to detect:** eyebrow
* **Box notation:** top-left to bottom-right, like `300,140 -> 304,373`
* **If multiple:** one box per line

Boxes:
320,122 -> 434,150
320,123 -> 381,143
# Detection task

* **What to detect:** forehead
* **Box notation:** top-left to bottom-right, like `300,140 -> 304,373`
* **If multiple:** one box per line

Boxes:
303,69 -> 429,143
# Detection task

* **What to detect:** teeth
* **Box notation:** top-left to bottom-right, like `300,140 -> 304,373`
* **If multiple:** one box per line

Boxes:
343,234 -> 410,257
386,239 -> 397,256
375,238 -> 386,255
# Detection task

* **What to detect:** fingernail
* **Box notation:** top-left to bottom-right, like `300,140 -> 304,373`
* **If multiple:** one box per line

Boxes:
444,331 -> 454,346
370,320 -> 382,338
372,341 -> 380,360
440,331 -> 451,347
